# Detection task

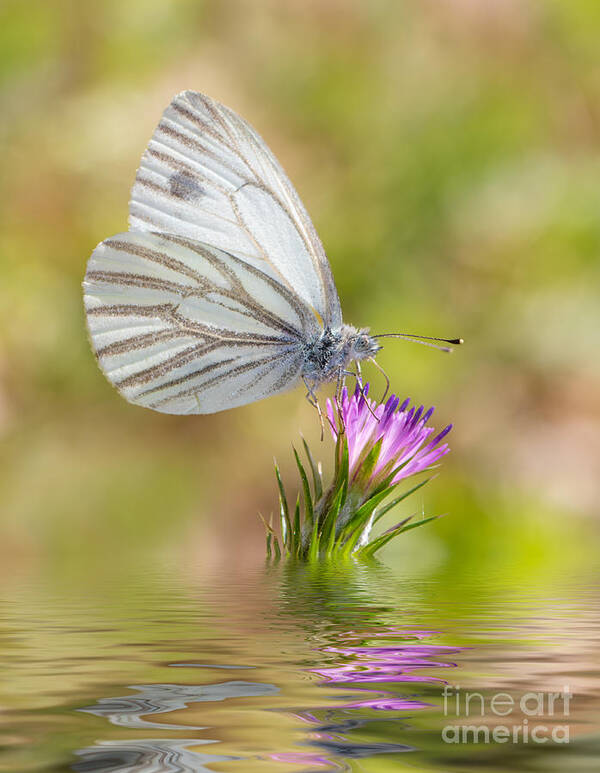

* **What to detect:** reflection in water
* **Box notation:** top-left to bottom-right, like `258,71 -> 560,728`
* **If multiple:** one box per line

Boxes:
74,681 -> 277,771
69,563 -> 465,771
282,627 -> 464,765
73,629 -> 457,771
268,563 -> 466,767
72,738 -> 229,773
2,560 -> 584,771
79,681 -> 279,729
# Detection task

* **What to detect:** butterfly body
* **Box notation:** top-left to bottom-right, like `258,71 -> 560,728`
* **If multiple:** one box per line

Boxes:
301,326 -> 380,388
84,91 -> 378,415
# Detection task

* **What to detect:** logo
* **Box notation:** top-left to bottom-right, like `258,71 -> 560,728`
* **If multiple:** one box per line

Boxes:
441,685 -> 572,744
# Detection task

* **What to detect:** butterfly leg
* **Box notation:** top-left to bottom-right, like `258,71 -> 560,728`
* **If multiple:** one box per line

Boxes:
355,360 -> 363,387
334,368 -> 348,434
369,357 -> 390,402
342,369 -> 380,421
303,377 -> 326,441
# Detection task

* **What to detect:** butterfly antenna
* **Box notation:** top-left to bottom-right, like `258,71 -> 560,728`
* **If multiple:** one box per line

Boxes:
372,333 -> 464,353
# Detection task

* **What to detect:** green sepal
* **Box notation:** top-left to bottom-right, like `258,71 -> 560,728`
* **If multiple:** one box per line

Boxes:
333,432 -> 349,491
350,435 -> 383,489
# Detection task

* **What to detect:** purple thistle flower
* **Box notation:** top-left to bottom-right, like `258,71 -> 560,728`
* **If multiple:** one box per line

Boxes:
326,383 -> 451,490
267,381 -> 453,559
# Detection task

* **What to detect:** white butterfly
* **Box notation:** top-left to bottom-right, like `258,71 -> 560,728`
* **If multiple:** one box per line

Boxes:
83,91 -> 457,415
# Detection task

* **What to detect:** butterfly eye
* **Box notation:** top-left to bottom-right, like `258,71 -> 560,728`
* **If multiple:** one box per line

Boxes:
352,335 -> 369,354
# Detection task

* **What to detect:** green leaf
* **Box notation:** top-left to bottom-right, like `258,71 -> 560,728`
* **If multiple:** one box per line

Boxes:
307,516 -> 320,561
302,436 -> 323,501
293,446 -> 314,526
259,512 -> 277,560
274,463 -> 292,552
359,513 -> 441,558
372,477 -> 432,525
355,517 -> 414,559
395,513 -> 441,535
258,511 -> 275,535
321,484 -> 345,558
341,485 -> 395,538
339,522 -> 365,558
334,433 -> 349,491
293,493 -> 301,555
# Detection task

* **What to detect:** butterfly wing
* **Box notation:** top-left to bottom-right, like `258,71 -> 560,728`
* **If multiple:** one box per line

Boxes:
83,231 -> 318,414
128,90 -> 342,330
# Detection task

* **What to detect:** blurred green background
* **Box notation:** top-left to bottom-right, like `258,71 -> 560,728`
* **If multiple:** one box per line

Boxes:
1,0 -> 599,580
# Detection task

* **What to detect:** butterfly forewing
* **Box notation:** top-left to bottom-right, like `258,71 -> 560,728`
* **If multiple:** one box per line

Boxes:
128,90 -> 342,329
84,231 -> 314,414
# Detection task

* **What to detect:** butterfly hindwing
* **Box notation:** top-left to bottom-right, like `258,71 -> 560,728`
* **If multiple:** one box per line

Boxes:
83,231 -> 316,414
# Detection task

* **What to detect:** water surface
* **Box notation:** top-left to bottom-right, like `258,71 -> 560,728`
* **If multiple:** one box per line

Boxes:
0,558 -> 598,772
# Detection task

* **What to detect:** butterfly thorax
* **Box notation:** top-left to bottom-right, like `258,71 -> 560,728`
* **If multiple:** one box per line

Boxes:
301,325 -> 380,386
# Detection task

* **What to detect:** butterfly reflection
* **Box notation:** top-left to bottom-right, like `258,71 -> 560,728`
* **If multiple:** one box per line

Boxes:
73,680 -> 277,772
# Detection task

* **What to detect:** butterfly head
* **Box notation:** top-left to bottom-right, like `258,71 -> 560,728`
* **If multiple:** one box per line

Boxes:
348,328 -> 381,363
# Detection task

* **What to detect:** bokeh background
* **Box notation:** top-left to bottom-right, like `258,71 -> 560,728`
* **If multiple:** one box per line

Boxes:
2,0 -> 599,581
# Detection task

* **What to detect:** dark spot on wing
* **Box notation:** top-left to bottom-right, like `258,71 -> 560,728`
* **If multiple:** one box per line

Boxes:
169,171 -> 204,202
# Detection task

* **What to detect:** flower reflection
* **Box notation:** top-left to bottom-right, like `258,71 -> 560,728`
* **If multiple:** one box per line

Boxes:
274,628 -> 464,767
